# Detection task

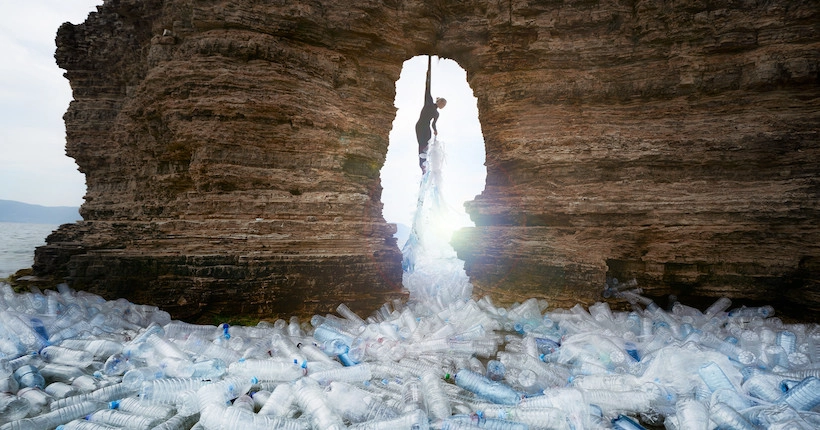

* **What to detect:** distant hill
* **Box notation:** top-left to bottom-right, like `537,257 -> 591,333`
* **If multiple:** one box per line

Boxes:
0,200 -> 81,225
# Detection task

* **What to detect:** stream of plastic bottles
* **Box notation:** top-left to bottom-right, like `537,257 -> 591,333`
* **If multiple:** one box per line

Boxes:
1,273 -> 819,430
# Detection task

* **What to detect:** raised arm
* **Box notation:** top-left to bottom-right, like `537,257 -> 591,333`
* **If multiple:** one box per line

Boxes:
424,55 -> 433,105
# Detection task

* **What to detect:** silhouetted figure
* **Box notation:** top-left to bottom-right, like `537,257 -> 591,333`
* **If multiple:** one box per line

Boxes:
415,55 -> 446,173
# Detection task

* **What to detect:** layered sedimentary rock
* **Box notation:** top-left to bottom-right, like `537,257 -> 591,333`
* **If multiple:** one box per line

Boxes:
37,0 -> 819,321
445,0 -> 820,318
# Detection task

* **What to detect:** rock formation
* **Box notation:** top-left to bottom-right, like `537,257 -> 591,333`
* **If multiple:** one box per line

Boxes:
36,0 -> 819,322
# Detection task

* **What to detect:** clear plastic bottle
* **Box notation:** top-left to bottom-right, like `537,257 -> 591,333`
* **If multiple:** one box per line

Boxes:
703,297 -> 732,319
87,408 -> 161,430
149,412 -> 200,430
101,353 -> 132,376
144,333 -> 188,362
570,374 -> 642,392
38,363 -> 85,383
182,334 -> 241,364
776,330 -> 797,354
240,337 -> 274,360
308,364 -> 372,384
296,342 -> 340,367
0,312 -> 49,352
293,379 -> 345,430
258,383 -> 295,417
231,394 -> 256,412
27,318 -> 49,347
312,324 -> 355,349
787,351 -> 809,369
323,314 -> 366,336
777,376 -> 820,411
709,402 -> 756,430
271,334 -> 306,365
440,418 -> 483,429
0,392 -> 30,423
228,358 -> 304,382
55,420 -> 120,430
162,321 -> 222,341
87,383 -> 137,403
69,375 -> 99,394
121,366 -> 164,388
4,400 -> 105,430
445,413 -> 529,430
500,407 -> 566,429
16,388 -> 51,416
126,323 -> 165,350
713,388 -> 750,413
140,378 -> 211,404
285,316 -> 304,338
199,403 -> 308,430
48,392 -> 95,412
729,305 -> 775,319
58,340 -> 122,361
44,382 -> 77,400
250,389 -> 271,410
486,360 -> 506,381
497,352 -> 567,388
45,304 -> 87,344
146,356 -> 194,378
764,344 -> 790,369
12,365 -> 44,390
674,397 -> 709,430
196,376 -> 252,408
401,378 -> 424,413
400,308 -> 418,336
421,371 -> 451,420
347,409 -> 427,430
697,362 -> 736,393
454,369 -> 520,405
337,303 -> 367,327
582,389 -> 653,415
169,389 -> 200,418
324,381 -> 398,423
742,373 -> 783,403
0,333 -> 24,358
189,358 -> 227,379
697,332 -> 754,365
111,397 -> 175,420
450,339 -> 498,358
506,298 -> 542,324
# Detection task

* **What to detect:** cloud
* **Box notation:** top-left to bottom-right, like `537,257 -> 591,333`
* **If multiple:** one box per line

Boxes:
0,1 -> 99,207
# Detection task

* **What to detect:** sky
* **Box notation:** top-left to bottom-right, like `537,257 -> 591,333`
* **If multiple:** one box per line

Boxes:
0,1 -> 100,207
0,2 -> 486,230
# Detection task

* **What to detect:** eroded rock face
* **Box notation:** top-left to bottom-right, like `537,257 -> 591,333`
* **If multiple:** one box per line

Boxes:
37,0 -> 819,321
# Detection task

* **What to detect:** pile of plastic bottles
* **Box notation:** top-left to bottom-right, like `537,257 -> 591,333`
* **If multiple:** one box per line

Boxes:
1,277 -> 819,429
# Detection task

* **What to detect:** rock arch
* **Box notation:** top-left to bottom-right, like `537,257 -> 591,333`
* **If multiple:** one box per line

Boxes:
37,0 -> 820,321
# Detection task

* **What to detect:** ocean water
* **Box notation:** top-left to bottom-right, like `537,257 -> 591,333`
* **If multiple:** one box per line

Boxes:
0,221 -> 58,278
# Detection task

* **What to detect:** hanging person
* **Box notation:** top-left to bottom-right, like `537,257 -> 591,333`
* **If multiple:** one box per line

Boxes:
415,55 -> 447,173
